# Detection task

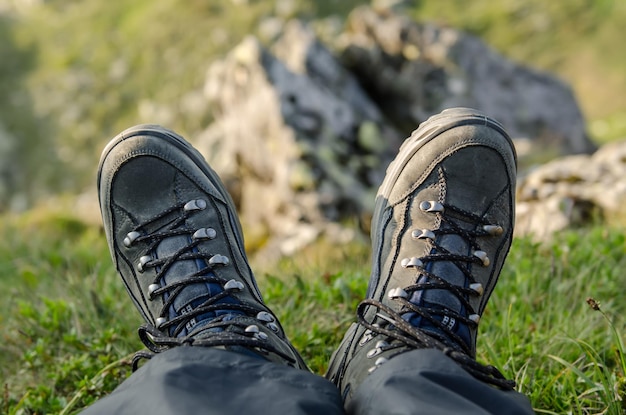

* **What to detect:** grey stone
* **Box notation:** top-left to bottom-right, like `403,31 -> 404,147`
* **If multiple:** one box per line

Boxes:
191,7 -> 601,255
517,140 -> 626,240
337,6 -> 595,157
0,123 -> 20,210
196,24 -> 401,257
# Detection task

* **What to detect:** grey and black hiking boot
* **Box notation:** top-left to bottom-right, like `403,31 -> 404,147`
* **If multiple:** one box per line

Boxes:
326,108 -> 517,403
98,125 -> 307,370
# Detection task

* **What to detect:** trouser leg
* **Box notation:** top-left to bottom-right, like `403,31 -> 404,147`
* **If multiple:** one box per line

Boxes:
81,347 -> 345,415
347,349 -> 533,415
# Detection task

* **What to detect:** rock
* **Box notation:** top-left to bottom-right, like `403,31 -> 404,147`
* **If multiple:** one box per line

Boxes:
0,123 -> 21,210
196,24 -> 401,257
516,140 -> 626,240
336,6 -> 596,158
191,7 -> 600,254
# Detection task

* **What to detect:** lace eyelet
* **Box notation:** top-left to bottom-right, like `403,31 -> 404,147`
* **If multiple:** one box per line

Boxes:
419,200 -> 444,213
401,257 -> 423,268
483,225 -> 503,236
148,283 -> 160,298
367,356 -> 388,373
367,348 -> 381,358
124,231 -> 141,247
256,311 -> 275,322
245,324 -> 259,334
411,229 -> 436,240
473,250 -> 490,266
138,255 -> 152,272
192,228 -> 217,240
184,199 -> 207,211
469,283 -> 484,295
359,329 -> 374,346
224,279 -> 244,291
209,254 -> 229,266
388,287 -> 409,299
245,325 -> 268,340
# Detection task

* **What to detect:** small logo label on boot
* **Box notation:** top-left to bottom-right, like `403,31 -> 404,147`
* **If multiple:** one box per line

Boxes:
181,304 -> 197,331
442,315 -> 456,331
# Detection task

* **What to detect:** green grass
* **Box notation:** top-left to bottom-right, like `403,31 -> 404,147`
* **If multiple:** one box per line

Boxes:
1,210 -> 626,414
3,3 -> 626,412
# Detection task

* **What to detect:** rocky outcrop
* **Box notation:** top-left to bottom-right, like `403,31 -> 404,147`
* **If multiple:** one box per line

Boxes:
192,7 -> 598,254
337,6 -> 595,157
198,22 -> 402,256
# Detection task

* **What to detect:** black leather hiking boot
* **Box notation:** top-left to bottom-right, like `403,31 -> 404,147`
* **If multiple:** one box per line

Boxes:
326,108 -> 517,403
98,125 -> 307,370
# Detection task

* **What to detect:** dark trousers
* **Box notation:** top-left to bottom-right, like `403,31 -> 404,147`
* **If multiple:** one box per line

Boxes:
81,347 -> 534,415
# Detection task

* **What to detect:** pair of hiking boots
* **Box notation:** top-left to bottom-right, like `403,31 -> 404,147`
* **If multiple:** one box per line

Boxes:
98,107 -> 517,404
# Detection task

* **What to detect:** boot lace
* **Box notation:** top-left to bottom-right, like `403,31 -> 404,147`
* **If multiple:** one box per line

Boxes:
358,200 -> 515,389
124,198 -> 295,370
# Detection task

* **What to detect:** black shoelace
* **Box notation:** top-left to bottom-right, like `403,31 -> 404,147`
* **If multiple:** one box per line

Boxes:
124,199 -> 296,370
357,200 -> 516,390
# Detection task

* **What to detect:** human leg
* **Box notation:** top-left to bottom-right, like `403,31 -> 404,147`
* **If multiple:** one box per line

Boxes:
347,349 -> 532,415
82,347 -> 343,415
83,125 -> 344,415
327,108 -> 534,414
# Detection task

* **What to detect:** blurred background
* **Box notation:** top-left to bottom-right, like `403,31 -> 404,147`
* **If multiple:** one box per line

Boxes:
0,0 -> 624,214
3,3 -> 626,413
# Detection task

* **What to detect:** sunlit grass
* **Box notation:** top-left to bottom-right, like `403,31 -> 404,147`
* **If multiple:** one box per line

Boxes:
1,210 -> 626,413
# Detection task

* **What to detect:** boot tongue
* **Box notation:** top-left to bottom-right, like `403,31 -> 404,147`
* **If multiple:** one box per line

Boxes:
420,233 -> 467,309
403,233 -> 471,348
155,235 -> 239,337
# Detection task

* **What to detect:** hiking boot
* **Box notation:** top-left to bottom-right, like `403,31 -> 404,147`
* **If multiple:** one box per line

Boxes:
326,108 -> 517,403
98,125 -> 307,370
